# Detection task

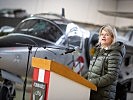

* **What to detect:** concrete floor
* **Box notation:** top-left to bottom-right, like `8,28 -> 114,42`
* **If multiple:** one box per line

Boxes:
15,90 -> 30,100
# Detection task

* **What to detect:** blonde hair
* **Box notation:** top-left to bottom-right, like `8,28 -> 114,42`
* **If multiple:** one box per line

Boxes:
98,24 -> 117,45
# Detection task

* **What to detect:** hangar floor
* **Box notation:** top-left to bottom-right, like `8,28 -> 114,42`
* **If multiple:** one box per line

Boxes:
15,90 -> 30,100
14,78 -> 32,100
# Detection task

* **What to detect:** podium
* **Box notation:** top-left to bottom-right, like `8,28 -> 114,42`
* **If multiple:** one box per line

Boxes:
31,57 -> 97,100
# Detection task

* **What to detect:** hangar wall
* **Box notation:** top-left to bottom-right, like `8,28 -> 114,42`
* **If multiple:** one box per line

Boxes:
0,0 -> 133,27
115,0 -> 133,27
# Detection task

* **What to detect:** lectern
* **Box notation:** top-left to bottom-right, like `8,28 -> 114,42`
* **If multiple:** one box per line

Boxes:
31,57 -> 97,100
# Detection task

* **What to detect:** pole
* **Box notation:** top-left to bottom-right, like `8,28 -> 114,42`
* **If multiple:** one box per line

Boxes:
22,46 -> 32,100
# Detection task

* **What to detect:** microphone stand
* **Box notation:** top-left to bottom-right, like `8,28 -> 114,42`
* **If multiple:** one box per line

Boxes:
22,46 -> 32,100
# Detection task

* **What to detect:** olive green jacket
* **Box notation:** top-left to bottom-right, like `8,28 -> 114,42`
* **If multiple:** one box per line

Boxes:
88,42 -> 126,100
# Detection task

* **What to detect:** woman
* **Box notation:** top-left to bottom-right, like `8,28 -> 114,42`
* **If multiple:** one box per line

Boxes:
87,24 -> 126,100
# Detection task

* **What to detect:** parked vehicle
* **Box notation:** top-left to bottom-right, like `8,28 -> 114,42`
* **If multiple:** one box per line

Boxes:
0,26 -> 14,36
0,8 -> 29,18
0,8 -> 29,28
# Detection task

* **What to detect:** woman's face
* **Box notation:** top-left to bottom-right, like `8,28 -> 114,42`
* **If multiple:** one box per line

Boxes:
99,29 -> 113,48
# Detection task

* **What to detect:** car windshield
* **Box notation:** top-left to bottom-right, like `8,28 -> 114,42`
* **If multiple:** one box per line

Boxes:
14,19 -> 64,42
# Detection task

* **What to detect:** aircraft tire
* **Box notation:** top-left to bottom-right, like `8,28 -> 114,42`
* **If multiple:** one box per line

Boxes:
0,86 -> 15,100
0,86 -> 9,100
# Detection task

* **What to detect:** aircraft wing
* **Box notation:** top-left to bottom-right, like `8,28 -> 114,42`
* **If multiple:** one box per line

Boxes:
98,10 -> 133,19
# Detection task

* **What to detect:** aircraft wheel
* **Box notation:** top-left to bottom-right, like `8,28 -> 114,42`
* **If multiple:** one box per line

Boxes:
0,86 -> 10,100
0,86 -> 15,100
0,79 -> 16,100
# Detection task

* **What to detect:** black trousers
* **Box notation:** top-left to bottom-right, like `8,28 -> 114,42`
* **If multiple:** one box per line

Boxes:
90,91 -> 103,100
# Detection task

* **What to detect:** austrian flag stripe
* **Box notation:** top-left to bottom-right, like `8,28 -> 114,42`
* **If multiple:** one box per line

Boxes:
38,69 -> 45,82
33,67 -> 39,81
32,67 -> 50,100
33,67 -> 50,83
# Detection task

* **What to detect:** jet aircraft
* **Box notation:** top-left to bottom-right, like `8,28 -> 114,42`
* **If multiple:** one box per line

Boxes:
0,13 -> 98,99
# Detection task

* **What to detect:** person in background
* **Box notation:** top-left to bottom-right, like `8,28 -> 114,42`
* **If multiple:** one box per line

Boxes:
86,24 -> 126,100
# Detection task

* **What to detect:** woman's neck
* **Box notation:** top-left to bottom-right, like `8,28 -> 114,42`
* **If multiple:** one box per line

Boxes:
101,45 -> 109,50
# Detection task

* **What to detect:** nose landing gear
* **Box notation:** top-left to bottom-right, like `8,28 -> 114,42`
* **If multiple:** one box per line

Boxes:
0,79 -> 16,100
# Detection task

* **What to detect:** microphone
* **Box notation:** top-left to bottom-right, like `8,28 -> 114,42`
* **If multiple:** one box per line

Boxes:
61,49 -> 75,55
61,46 -> 80,55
